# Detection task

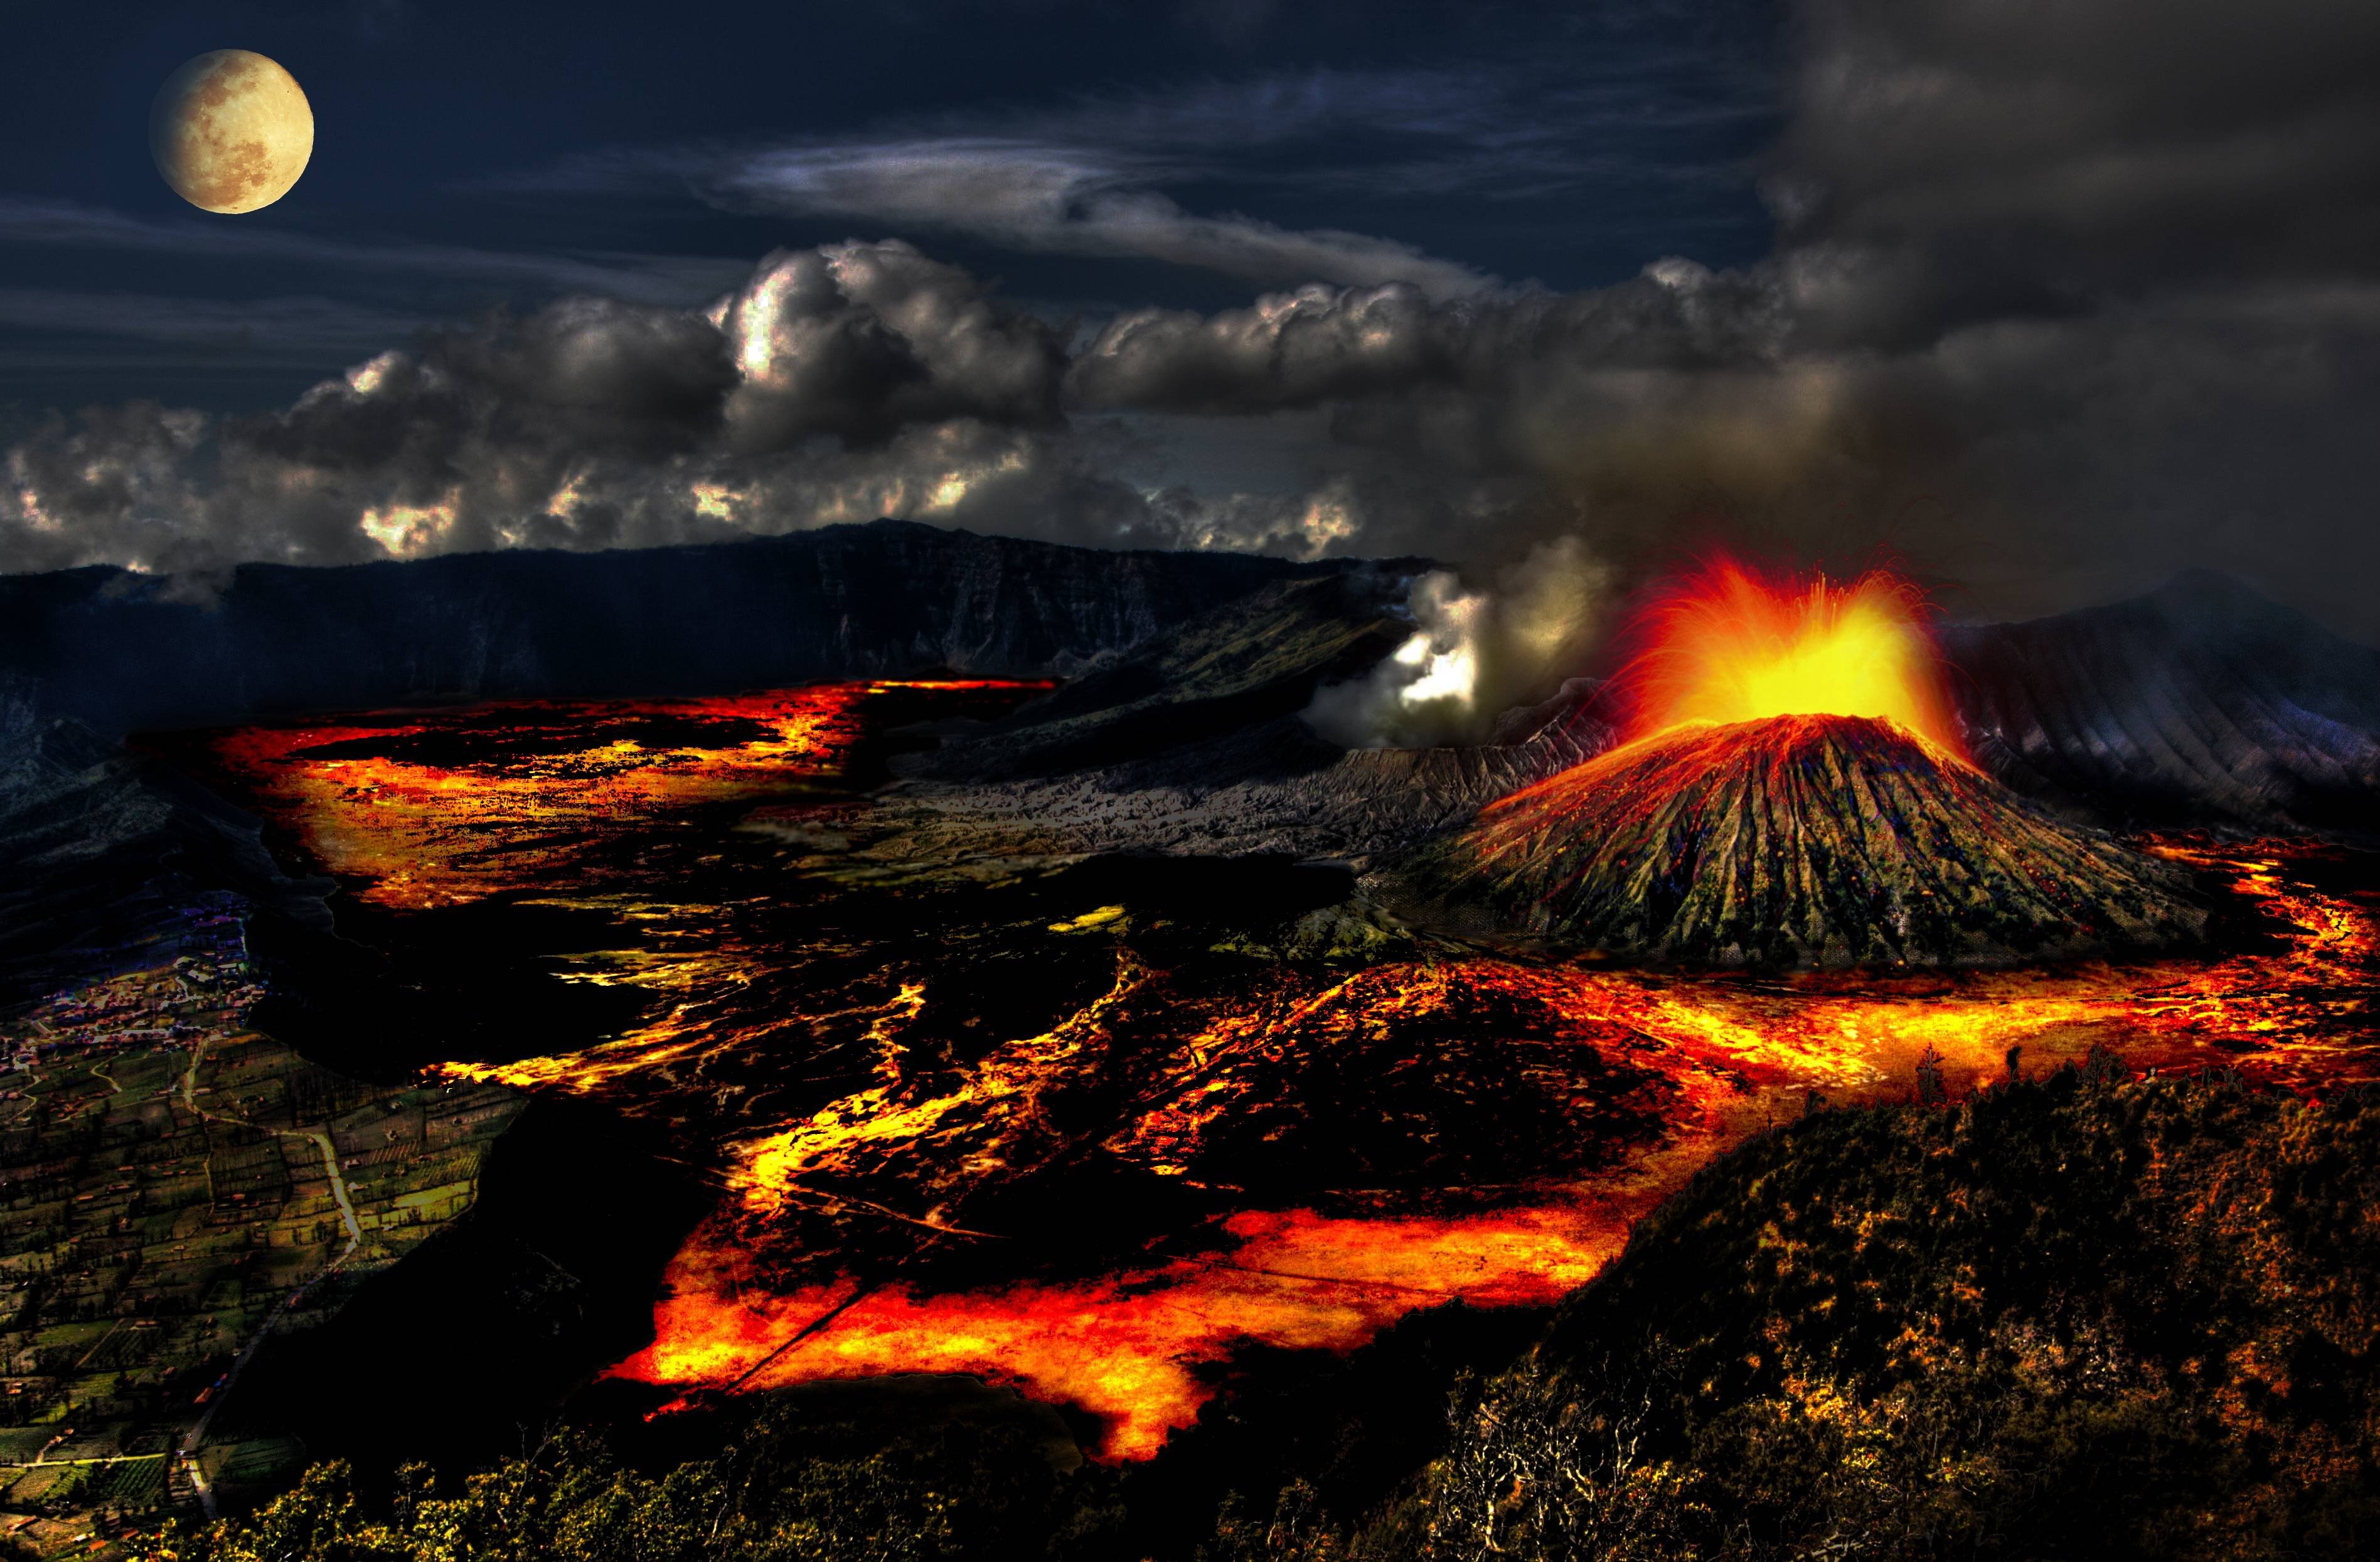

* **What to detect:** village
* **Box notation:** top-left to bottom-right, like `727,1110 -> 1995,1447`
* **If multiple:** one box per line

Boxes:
0,902 -> 520,1552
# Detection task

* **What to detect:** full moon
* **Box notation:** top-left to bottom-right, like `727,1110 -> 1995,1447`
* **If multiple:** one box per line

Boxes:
150,50 -> 313,215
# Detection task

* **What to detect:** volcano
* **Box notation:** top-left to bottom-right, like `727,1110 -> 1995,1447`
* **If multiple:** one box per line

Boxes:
1399,712 -> 2205,968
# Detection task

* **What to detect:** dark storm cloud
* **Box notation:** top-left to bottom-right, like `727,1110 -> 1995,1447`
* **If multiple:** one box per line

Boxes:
1068,264 -> 1788,420
1781,0 -> 2380,289
0,241 -> 1106,575
1069,0 -> 2380,631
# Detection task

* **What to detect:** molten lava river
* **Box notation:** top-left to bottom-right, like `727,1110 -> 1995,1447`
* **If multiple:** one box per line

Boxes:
186,683 -> 2380,1462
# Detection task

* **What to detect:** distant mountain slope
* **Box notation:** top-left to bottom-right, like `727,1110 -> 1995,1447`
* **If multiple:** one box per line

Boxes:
877,574 -> 1598,868
898,569 -> 1422,783
0,679 -> 325,1003
0,520 -> 1338,736
1943,572 -> 2380,831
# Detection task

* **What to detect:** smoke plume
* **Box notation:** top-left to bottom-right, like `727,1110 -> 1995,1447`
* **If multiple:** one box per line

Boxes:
1303,535 -> 1616,748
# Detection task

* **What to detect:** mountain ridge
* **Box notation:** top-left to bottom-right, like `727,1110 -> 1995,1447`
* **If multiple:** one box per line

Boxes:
0,520 -> 1362,736
1941,569 -> 2380,830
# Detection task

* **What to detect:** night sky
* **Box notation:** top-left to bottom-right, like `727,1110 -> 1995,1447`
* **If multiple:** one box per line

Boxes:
5,1 -> 2377,633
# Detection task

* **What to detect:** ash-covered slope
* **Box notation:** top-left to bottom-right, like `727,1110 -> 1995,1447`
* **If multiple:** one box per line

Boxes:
1397,714 -> 2203,969
878,713 -> 1609,869
877,584 -> 1609,867
897,569 -> 1421,783
1943,572 -> 2380,830
0,520 -> 1337,736
0,680 -> 326,1002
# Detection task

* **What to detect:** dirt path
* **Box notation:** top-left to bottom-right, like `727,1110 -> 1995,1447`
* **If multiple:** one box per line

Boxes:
173,1037 -> 366,1517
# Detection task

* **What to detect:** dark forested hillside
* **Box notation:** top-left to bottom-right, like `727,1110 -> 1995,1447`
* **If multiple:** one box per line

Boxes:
1400,1064 -> 2380,1561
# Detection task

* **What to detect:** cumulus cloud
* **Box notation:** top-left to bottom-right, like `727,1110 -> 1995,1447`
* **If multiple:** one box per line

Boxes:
1780,0 -> 2380,292
1136,476 -> 1370,559
0,241 -> 1099,575
707,240 -> 1065,448
1069,263 -> 1789,422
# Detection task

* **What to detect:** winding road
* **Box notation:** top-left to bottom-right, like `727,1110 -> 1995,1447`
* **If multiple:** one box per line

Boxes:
172,1039 -> 365,1518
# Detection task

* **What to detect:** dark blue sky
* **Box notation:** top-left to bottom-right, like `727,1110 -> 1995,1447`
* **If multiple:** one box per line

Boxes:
1,0 -> 1781,414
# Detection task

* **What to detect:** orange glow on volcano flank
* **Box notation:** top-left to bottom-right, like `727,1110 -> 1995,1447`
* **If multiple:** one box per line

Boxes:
1620,560 -> 1963,756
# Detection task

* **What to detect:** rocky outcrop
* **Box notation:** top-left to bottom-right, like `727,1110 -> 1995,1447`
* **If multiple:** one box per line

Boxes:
1393,714 -> 2205,969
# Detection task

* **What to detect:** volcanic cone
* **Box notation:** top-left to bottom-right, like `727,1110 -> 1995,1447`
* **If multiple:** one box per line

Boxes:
1397,713 -> 2204,969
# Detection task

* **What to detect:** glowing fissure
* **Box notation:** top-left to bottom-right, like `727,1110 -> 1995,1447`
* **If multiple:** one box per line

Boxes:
731,954 -> 1150,1222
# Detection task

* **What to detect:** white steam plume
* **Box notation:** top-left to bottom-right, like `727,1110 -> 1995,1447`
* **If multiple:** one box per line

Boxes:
1303,535 -> 1614,749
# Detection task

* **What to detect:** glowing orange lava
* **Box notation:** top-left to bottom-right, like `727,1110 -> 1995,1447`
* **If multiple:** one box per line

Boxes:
596,841 -> 2378,1462
1618,559 -> 1963,756
623,1206 -> 1641,1462
203,682 -> 1049,907
198,685 -> 2380,1467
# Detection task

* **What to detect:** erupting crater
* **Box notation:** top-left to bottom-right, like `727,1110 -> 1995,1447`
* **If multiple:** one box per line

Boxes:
1399,561 -> 2207,967
1404,712 -> 2204,967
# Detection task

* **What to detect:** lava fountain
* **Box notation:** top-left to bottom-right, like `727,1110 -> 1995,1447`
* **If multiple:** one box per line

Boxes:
1615,558 -> 1965,756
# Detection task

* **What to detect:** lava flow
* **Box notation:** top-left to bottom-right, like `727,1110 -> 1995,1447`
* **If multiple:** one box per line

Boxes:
194,667 -> 2380,1468
198,682 -> 1048,907
600,843 -> 2377,1459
